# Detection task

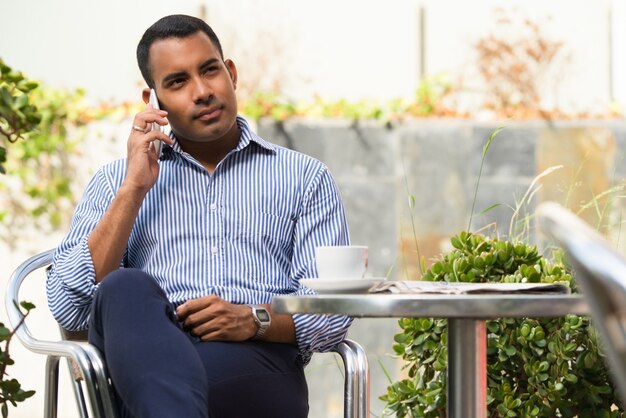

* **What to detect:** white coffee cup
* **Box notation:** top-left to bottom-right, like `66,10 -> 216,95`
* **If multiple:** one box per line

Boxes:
315,245 -> 368,279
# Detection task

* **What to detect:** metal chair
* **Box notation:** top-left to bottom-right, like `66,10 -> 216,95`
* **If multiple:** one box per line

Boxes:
537,201 -> 626,405
6,249 -> 370,418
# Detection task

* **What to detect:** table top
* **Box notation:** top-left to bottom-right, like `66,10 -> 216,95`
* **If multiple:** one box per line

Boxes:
272,293 -> 589,319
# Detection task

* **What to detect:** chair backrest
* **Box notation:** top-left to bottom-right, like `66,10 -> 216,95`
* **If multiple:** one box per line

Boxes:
537,202 -> 626,404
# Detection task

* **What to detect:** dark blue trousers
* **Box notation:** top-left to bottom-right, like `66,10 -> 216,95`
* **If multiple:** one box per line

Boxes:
88,269 -> 309,418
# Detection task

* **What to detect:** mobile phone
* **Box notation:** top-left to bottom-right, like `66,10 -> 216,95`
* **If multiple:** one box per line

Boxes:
149,89 -> 164,157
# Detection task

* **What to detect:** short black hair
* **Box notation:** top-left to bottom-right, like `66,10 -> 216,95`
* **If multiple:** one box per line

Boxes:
137,14 -> 224,88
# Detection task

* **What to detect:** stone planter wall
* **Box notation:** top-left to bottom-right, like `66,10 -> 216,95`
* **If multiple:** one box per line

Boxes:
258,118 -> 626,417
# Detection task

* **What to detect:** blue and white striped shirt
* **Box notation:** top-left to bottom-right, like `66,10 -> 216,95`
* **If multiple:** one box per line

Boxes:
47,116 -> 352,362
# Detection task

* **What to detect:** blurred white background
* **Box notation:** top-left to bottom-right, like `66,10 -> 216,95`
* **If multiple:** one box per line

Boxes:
2,0 -> 625,108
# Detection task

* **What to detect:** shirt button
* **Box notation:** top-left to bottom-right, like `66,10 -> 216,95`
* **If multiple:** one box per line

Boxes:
211,246 -> 218,255
210,203 -> 217,211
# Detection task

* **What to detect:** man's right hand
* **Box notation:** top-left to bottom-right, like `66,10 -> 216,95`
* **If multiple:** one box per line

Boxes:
124,105 -> 172,195
87,105 -> 172,282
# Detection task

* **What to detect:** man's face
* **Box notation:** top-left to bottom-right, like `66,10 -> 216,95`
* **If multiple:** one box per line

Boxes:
148,32 -> 238,144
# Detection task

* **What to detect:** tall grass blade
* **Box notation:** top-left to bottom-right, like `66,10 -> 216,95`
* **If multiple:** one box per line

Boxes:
468,126 -> 505,232
508,165 -> 563,239
478,203 -> 501,216
401,157 -> 422,275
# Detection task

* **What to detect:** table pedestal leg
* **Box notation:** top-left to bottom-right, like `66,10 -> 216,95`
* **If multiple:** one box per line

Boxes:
447,319 -> 487,418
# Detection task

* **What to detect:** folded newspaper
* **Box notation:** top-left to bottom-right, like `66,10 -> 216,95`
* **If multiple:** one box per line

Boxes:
369,281 -> 571,294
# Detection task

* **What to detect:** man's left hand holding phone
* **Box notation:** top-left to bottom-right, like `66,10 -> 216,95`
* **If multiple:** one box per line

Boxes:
126,88 -> 172,194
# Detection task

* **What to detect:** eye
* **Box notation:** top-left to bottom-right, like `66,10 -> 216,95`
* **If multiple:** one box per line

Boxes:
168,78 -> 186,88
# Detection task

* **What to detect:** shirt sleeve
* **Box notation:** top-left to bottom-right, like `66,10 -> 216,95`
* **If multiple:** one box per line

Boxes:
290,163 -> 353,362
46,166 -> 118,331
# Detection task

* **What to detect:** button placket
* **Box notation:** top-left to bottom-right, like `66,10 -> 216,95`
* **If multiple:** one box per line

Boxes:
207,179 -> 219,258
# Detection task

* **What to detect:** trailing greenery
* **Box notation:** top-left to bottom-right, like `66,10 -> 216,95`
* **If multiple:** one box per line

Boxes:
381,231 -> 623,417
0,59 -> 42,174
0,59 -> 104,245
238,74 -> 460,123
0,302 -> 36,418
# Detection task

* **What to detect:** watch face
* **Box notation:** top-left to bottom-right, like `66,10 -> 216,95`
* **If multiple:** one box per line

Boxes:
257,310 -> 270,322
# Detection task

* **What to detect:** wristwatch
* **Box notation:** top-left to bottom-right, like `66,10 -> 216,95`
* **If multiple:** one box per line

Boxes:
248,305 -> 271,340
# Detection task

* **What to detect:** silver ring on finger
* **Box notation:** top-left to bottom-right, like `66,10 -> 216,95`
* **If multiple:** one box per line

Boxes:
132,124 -> 146,132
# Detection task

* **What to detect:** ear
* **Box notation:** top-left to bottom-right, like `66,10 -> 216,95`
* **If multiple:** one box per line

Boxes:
224,59 -> 238,90
141,88 -> 151,104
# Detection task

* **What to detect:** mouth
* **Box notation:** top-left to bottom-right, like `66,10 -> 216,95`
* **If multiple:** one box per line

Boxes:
193,106 -> 223,121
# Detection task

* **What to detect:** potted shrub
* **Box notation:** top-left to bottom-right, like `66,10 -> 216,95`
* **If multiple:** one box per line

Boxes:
380,230 -> 624,417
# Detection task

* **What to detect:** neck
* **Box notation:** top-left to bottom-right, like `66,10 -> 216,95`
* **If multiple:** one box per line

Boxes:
176,125 -> 240,174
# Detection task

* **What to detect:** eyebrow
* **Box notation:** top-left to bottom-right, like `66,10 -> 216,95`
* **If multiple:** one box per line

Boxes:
161,58 -> 221,86
199,58 -> 220,71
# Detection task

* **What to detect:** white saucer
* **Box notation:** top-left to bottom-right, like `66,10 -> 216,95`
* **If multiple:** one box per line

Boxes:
300,278 -> 384,294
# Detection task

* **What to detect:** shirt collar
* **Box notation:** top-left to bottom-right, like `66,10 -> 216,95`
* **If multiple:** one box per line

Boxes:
235,116 -> 277,153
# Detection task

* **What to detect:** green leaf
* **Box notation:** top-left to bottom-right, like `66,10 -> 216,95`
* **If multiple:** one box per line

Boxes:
483,126 -> 505,158
20,301 -> 35,311
0,326 -> 10,341
1,378 -> 20,393
505,346 -> 517,357
487,321 -> 500,334
479,203 -> 502,215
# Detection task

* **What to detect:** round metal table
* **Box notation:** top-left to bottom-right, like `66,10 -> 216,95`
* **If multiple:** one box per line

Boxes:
272,293 -> 589,418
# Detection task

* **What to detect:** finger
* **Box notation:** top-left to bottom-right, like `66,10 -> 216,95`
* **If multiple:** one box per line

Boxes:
130,118 -> 168,135
177,295 -> 221,317
147,130 -> 174,146
128,134 -> 158,156
131,123 -> 147,133
200,331 -> 225,342
198,325 -> 248,342
177,299 -> 210,321
146,103 -> 168,116
130,130 -> 172,149
131,110 -> 168,133
183,308 -> 220,329
190,322 -> 220,339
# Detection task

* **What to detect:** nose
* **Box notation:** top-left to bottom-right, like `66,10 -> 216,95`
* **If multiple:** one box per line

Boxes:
192,77 -> 212,104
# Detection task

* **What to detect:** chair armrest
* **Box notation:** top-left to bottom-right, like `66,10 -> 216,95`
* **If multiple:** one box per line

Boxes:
6,249 -> 68,354
6,249 -> 96,374
6,249 -> 119,417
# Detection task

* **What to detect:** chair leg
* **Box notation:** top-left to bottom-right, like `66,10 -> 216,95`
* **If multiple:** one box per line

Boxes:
81,343 -> 119,418
44,355 -> 60,418
334,339 -> 370,418
65,358 -> 89,418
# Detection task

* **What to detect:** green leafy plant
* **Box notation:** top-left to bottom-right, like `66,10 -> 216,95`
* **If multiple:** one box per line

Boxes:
0,59 -> 42,174
381,232 -> 623,417
1,302 -> 36,418
0,59 -> 104,246
382,125 -> 624,417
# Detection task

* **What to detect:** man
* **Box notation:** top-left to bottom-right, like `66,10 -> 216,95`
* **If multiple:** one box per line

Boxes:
47,14 -> 352,417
